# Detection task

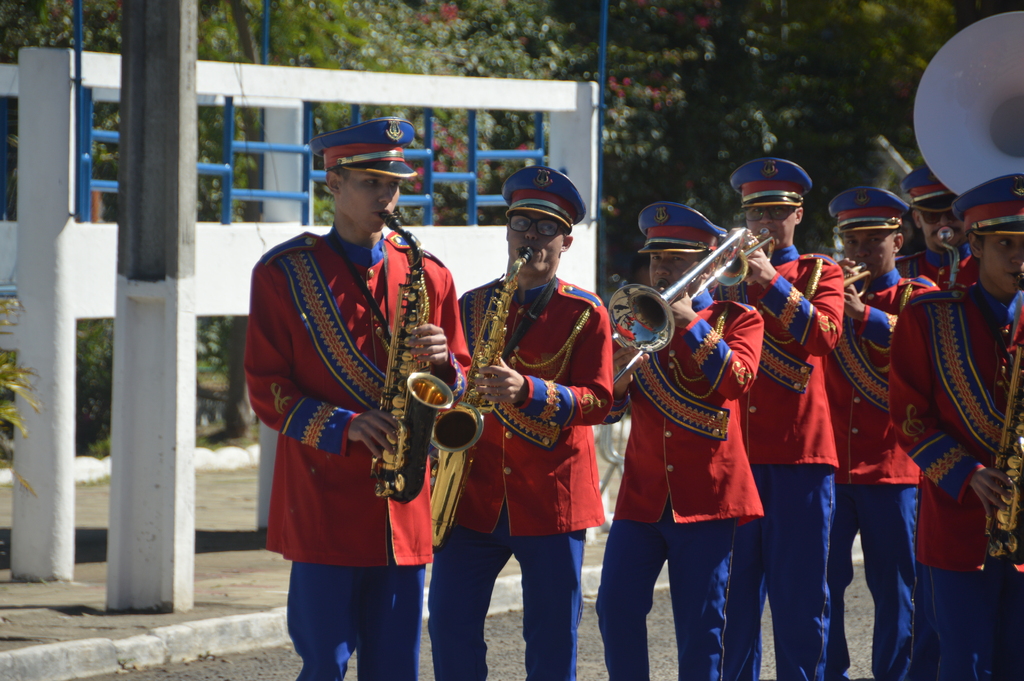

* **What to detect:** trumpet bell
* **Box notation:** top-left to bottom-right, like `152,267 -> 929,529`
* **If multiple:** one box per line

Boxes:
716,252 -> 750,288
608,284 -> 673,353
915,11 -> 1024,194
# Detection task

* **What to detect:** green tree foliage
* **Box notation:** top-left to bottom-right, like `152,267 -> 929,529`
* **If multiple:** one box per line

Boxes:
75,319 -> 113,455
1,300 -> 38,463
541,0 -> 957,269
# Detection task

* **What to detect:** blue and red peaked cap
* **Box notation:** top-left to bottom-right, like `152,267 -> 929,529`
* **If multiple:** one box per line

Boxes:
730,158 -> 812,207
953,174 -> 1024,235
829,187 -> 908,232
900,165 -> 955,212
310,117 -> 417,178
501,166 -> 587,230
638,202 -> 725,253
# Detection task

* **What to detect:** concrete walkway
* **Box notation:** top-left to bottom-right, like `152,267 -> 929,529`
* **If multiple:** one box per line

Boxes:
0,466 -> 611,681
1,464 -> 863,681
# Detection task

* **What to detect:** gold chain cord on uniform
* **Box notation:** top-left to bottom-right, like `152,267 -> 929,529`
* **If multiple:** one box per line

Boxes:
670,308 -> 729,399
510,308 -> 591,383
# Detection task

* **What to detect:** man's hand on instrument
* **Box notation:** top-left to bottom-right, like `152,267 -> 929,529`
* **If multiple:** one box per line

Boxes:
839,258 -> 868,321
409,323 -> 450,366
669,289 -> 698,328
476,359 -> 528,403
348,409 -> 400,457
970,466 -> 1014,516
744,247 -> 776,287
612,346 -> 646,400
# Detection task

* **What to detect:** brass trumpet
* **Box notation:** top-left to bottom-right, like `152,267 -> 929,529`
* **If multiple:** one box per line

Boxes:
609,227 -> 749,372
843,263 -> 871,287
842,263 -> 872,299
741,227 -> 776,260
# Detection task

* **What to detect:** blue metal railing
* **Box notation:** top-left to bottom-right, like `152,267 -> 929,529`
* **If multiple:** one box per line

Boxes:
74,90 -> 546,226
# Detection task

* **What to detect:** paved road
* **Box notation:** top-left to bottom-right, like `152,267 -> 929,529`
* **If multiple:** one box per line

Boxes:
84,564 -> 875,680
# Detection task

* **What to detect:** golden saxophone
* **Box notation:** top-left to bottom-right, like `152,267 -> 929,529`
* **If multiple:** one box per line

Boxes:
372,211 -> 455,503
986,273 -> 1024,563
430,246 -> 534,549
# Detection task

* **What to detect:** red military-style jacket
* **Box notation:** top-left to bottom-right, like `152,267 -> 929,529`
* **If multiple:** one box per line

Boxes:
824,268 -> 936,484
896,242 -> 978,291
244,230 -> 470,567
607,292 -> 765,524
890,284 -> 1024,572
455,278 -> 614,536
717,245 -> 845,466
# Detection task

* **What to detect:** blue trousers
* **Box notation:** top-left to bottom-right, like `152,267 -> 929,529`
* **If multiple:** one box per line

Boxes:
907,560 -> 941,681
925,558 -> 1024,681
596,507 -> 736,681
825,484 -> 916,681
723,463 -> 834,681
427,506 -> 586,681
287,561 -> 426,681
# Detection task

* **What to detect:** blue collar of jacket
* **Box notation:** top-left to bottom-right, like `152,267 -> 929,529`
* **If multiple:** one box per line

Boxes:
924,241 -> 971,268
326,227 -> 387,267
770,244 -> 799,267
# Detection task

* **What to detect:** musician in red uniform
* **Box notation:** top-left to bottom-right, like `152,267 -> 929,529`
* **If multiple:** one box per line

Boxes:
596,203 -> 764,680
823,187 -> 937,681
890,174 -> 1024,681
427,166 -> 614,681
244,118 -> 470,681
897,165 -> 978,290
717,158 -> 846,681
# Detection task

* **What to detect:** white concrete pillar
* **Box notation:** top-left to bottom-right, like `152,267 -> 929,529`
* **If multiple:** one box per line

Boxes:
262,105 -> 304,223
548,82 -> 600,224
548,81 -> 600,289
10,48 -> 78,582
256,421 -> 278,530
107,281 -> 197,610
107,0 -> 198,612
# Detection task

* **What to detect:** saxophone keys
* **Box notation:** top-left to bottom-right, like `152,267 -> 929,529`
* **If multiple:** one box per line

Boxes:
1007,455 -> 1022,471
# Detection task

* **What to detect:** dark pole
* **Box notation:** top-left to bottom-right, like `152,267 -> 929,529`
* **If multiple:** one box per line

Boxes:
597,0 -> 609,297
73,0 -> 84,221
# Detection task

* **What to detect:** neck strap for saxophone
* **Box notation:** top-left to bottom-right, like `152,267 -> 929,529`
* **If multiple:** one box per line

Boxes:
328,228 -> 392,343
501,275 -> 558,362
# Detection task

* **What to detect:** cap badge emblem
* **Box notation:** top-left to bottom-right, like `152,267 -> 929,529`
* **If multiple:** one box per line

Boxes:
1014,176 -> 1024,198
533,168 -> 553,189
385,120 -> 403,142
761,160 -> 778,178
654,206 -> 670,224
855,189 -> 870,206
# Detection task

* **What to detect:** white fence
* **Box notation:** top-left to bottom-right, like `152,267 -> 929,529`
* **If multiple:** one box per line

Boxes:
2,48 -> 599,590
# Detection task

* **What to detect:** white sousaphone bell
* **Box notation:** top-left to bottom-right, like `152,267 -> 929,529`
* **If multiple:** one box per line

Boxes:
914,11 -> 1024,194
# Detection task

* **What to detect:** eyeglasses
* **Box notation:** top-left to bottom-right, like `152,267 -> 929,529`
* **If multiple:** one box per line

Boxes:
744,206 -> 796,221
509,214 -> 565,236
920,210 -> 955,225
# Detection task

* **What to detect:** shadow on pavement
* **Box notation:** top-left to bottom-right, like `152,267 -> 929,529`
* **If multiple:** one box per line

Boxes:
0,528 -> 267,569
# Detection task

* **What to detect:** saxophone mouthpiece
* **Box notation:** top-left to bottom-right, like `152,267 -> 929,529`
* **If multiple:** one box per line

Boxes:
517,246 -> 534,263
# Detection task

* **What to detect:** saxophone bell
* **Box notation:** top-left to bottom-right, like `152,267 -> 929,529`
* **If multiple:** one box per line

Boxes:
371,211 -> 454,503
430,245 -> 534,549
